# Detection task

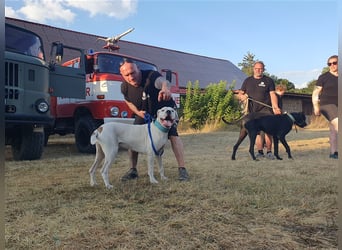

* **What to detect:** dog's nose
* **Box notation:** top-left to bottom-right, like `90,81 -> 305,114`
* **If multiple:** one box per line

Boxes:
166,110 -> 171,115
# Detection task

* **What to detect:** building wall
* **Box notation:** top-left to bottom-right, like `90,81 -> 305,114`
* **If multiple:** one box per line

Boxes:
282,94 -> 312,115
283,98 -> 301,113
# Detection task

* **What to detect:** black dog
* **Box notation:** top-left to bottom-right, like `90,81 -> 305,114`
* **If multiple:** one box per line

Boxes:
229,112 -> 307,160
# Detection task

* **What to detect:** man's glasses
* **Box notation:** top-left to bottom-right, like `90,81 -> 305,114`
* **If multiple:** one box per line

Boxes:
327,61 -> 338,66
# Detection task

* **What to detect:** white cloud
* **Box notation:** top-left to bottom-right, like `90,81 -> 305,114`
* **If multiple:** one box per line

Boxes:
5,0 -> 137,24
277,69 -> 321,89
64,0 -> 137,19
5,6 -> 20,19
6,0 -> 75,24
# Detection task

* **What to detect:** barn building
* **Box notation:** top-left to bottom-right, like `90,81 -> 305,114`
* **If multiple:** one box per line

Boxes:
6,17 -> 312,115
5,17 -> 247,92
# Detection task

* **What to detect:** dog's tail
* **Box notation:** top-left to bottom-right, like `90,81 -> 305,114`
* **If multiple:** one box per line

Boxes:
221,115 -> 246,125
90,127 -> 102,145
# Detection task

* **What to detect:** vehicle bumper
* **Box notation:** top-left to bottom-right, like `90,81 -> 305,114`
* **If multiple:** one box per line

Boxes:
5,114 -> 54,127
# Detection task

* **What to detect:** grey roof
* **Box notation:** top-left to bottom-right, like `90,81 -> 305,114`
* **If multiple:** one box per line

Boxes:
6,17 -> 246,90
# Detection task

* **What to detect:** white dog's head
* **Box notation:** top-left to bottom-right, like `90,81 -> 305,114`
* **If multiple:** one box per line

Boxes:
156,107 -> 177,129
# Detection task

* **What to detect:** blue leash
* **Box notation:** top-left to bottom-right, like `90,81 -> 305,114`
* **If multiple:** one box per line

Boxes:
144,113 -> 164,156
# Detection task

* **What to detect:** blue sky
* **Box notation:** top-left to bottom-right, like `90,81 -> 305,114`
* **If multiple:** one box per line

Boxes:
5,0 -> 338,88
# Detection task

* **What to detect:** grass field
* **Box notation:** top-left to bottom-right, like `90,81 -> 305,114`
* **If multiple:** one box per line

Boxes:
5,127 -> 337,249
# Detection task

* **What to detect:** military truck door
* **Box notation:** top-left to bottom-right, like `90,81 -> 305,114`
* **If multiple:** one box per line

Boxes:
49,42 -> 86,98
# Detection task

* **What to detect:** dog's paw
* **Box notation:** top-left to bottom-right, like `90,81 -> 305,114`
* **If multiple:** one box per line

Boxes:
90,179 -> 98,187
105,184 -> 113,189
149,178 -> 159,184
160,176 -> 168,181
90,182 -> 98,187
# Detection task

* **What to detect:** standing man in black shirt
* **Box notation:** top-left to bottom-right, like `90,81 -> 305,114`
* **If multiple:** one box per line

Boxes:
236,61 -> 281,159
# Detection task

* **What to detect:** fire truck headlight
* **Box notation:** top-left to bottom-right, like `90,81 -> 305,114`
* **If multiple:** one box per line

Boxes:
110,107 -> 119,117
121,111 -> 128,118
35,99 -> 49,113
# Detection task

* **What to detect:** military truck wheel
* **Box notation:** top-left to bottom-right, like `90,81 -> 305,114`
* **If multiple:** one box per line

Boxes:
43,128 -> 50,146
12,127 -> 44,161
75,115 -> 102,154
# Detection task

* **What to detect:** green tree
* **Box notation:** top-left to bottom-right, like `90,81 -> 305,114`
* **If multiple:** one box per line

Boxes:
297,79 -> 317,94
238,51 -> 257,76
239,52 -> 299,90
275,78 -> 295,91
294,66 -> 329,93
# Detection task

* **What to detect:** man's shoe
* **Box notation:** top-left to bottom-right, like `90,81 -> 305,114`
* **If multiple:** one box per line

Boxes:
256,152 -> 264,158
329,152 -> 338,159
121,168 -> 138,181
178,167 -> 189,181
266,152 -> 275,160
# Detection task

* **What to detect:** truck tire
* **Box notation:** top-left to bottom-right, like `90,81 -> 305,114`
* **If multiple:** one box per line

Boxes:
75,115 -> 102,154
43,128 -> 49,146
12,127 -> 44,161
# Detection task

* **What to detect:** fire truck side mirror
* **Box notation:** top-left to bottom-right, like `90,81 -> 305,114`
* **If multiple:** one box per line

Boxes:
165,70 -> 172,82
93,64 -> 99,73
55,43 -> 64,63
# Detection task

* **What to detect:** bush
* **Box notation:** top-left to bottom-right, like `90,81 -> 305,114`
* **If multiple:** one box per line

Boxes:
182,80 -> 241,130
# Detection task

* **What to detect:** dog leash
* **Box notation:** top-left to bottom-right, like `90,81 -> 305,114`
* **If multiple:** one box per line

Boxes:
247,97 -> 273,109
221,97 -> 272,125
144,113 -> 164,156
233,97 -> 301,133
248,100 -> 299,132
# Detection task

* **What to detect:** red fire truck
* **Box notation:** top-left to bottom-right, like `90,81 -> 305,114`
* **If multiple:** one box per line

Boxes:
46,29 -> 180,154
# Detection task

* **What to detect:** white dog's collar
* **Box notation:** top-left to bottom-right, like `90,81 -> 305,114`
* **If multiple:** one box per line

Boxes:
154,120 -> 170,133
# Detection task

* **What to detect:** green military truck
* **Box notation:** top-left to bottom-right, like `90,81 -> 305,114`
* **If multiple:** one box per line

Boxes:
5,23 -> 86,160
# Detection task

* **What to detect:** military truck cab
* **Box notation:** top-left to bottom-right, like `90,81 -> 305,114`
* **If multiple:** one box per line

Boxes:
5,23 -> 86,160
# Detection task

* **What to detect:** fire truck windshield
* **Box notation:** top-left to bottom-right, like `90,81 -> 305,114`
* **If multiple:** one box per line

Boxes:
97,54 -> 157,74
5,24 -> 45,60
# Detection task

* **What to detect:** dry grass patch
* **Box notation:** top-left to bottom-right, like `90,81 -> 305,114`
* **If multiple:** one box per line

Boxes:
5,128 -> 337,249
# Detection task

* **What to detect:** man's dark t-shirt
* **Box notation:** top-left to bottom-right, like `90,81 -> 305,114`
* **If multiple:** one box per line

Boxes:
241,75 -> 275,114
121,70 -> 176,123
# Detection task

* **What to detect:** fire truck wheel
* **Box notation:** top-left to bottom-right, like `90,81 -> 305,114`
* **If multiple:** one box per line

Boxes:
12,127 -> 44,161
75,115 -> 102,154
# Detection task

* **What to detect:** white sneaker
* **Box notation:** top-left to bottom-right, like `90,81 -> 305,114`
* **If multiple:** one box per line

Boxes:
266,152 -> 275,160
256,152 -> 264,158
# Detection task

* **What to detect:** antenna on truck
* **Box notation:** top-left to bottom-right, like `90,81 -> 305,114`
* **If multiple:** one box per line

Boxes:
96,28 -> 135,52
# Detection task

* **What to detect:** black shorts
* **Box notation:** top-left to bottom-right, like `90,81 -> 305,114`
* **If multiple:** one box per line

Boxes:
134,116 -> 179,138
320,104 -> 338,121
168,124 -> 179,137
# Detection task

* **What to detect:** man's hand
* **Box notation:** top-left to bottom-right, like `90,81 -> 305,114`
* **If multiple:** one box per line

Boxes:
136,110 -> 146,118
158,88 -> 171,102
313,106 -> 321,116
273,107 -> 282,115
233,90 -> 248,102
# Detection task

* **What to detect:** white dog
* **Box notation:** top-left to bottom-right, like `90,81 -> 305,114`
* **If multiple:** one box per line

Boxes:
89,107 -> 177,189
